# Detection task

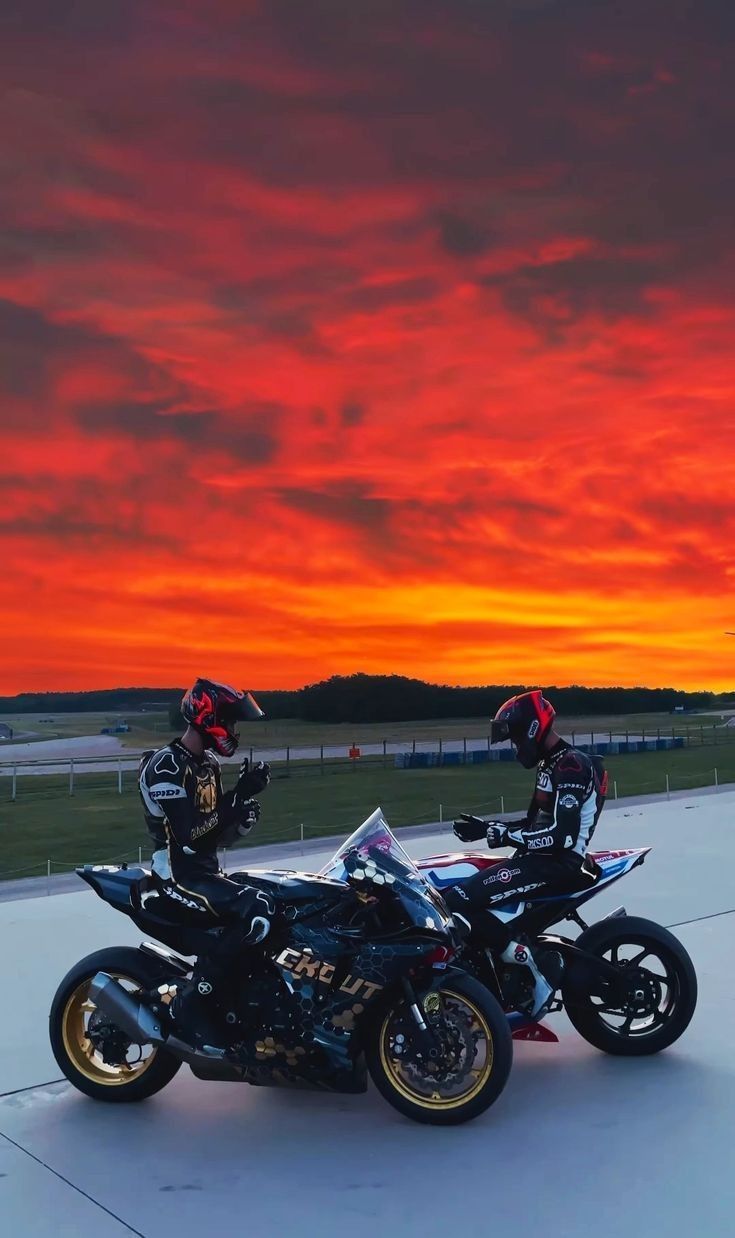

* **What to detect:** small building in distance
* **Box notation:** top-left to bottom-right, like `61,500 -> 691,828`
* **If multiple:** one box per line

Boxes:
0,723 -> 13,740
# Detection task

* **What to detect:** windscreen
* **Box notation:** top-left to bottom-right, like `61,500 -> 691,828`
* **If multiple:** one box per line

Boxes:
320,808 -> 452,933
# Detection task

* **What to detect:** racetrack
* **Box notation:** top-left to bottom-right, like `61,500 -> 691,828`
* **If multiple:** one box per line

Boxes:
1,793 -> 733,1236
1,730 -> 656,776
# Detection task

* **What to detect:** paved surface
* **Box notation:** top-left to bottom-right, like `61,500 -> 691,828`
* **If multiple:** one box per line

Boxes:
0,730 -> 665,775
1,793 -> 734,1236
3,781 -> 734,903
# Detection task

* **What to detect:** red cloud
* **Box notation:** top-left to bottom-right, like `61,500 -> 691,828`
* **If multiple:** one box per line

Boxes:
1,2 -> 734,692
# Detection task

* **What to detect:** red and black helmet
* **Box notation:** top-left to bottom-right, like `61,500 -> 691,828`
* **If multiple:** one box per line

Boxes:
181,678 -> 264,757
490,690 -> 556,769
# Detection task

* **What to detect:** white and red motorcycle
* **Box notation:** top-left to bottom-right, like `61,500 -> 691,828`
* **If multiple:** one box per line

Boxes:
415,842 -> 697,1054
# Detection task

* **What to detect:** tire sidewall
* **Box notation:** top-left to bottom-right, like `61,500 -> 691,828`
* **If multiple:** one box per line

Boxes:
366,973 -> 513,1125
562,915 -> 698,1055
49,946 -> 182,1102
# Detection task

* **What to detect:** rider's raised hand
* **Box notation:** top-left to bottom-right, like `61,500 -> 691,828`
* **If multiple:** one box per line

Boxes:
453,814 -> 489,843
237,759 -> 271,798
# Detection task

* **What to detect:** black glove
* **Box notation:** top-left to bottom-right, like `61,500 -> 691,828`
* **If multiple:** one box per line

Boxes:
485,822 -> 509,848
453,814 -> 489,843
235,798 -> 260,837
236,759 -> 271,799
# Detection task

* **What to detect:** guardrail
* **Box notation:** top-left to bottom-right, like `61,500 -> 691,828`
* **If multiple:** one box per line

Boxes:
1,722 -> 734,797
0,767 -> 731,887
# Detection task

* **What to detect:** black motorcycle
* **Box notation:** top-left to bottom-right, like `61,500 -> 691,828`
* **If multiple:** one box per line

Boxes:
50,811 -> 512,1125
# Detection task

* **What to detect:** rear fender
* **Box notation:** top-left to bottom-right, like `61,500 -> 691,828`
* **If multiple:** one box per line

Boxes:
76,864 -> 147,913
139,941 -> 192,975
565,849 -> 649,910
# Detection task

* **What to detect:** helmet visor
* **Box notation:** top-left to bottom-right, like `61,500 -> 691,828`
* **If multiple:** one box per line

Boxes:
490,719 -> 510,745
232,691 -> 265,722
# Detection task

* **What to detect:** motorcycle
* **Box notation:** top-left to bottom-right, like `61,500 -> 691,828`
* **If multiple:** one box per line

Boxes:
50,810 -> 512,1126
415,841 -> 697,1053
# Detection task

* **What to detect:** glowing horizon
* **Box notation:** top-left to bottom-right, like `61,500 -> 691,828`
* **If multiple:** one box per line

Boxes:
1,4 -> 734,695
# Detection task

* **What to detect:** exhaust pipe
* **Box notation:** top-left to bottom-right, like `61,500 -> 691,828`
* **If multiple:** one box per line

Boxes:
88,972 -> 227,1065
89,972 -> 165,1046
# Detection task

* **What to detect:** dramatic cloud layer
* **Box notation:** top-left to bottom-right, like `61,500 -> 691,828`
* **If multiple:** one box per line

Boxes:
1,0 -> 734,691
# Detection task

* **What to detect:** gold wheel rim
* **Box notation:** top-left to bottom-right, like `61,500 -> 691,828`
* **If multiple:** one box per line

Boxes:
379,989 -> 494,1111
61,974 -> 159,1086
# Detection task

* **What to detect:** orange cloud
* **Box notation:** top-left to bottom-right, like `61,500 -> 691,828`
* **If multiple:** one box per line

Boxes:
1,2 -> 734,693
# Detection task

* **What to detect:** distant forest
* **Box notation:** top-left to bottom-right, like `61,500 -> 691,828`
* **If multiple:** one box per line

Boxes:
0,675 -> 730,724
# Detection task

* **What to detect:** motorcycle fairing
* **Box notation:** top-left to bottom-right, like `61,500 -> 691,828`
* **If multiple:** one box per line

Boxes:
418,848 -> 649,908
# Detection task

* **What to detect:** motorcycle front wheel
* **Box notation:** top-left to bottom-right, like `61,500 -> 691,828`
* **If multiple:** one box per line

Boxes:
366,974 -> 512,1125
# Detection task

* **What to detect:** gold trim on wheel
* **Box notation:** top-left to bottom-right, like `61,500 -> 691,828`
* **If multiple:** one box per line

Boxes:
378,989 -> 494,1111
61,974 -> 158,1087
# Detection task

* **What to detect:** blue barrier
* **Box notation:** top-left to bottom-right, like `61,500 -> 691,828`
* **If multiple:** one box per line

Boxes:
393,731 -> 699,771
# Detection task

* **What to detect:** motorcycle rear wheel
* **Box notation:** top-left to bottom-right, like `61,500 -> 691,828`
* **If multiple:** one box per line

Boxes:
50,947 -> 182,1102
562,916 -> 697,1056
366,974 -> 512,1125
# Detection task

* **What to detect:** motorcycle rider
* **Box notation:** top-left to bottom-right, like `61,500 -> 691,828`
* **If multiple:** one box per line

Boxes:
445,691 -> 608,1018
138,677 -> 274,1052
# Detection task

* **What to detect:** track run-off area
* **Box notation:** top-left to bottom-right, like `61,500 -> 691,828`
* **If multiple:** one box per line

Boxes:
1,791 -> 734,1237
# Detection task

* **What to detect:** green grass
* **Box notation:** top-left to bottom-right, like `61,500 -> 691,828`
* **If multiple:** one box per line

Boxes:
2,741 -> 734,881
3,709 -> 734,754
0,710 -> 171,748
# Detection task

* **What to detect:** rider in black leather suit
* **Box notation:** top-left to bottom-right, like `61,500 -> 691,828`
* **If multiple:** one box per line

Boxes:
444,691 -> 608,1018
138,678 -> 274,1050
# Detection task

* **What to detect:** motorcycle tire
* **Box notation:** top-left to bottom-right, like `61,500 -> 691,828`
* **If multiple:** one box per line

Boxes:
50,946 -> 182,1102
562,915 -> 697,1056
366,973 -> 512,1125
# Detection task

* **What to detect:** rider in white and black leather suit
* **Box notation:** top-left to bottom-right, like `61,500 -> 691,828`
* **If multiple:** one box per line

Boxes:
444,691 -> 608,1018
138,678 -> 274,1050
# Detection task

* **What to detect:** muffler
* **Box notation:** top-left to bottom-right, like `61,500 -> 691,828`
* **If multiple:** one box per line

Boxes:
89,971 -> 165,1046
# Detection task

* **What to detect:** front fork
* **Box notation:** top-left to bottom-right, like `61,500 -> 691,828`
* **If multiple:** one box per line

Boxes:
401,975 -> 435,1046
399,966 -> 471,1052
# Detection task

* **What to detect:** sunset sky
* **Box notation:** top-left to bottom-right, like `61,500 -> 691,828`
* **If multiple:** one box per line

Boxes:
1,0 -> 734,694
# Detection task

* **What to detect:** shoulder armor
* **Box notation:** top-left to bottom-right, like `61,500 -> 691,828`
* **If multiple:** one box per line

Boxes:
145,744 -> 187,785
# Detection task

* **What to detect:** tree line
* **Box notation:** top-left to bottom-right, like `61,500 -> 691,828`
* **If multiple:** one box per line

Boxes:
1,675 -> 730,726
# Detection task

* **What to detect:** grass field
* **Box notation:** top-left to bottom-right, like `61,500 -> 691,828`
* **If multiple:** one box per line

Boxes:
2,709 -> 734,755
0,711 -> 172,749
2,740 -> 734,881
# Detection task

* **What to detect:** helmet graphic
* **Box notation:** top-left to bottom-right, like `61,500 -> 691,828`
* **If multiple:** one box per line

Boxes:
181,678 -> 264,757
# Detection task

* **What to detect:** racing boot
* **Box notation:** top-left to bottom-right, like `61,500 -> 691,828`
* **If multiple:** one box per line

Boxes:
171,971 -> 227,1057
172,915 -> 272,1058
500,941 -> 561,1019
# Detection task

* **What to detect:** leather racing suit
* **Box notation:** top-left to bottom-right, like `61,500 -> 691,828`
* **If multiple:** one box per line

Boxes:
444,739 -> 608,942
138,739 -> 269,923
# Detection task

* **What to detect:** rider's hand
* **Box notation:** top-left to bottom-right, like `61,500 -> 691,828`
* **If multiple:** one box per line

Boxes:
237,759 -> 271,798
486,822 -> 509,848
453,814 -> 489,843
236,798 -> 261,836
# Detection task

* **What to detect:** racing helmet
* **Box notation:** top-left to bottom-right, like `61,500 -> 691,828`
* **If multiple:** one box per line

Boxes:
490,690 -> 556,769
181,678 -> 264,757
